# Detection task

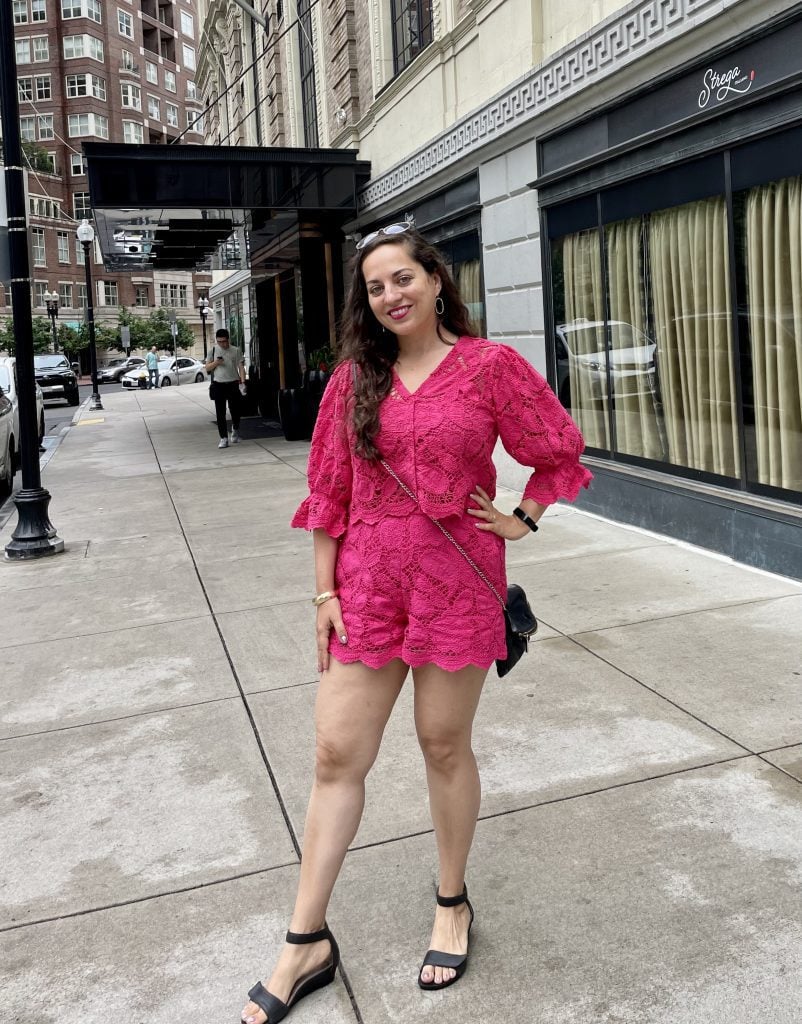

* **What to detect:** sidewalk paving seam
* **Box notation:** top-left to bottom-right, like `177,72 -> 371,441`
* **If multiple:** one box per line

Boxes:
753,755 -> 802,786
0,862 -> 300,935
565,633 -> 757,755
141,417 -> 305,863
0,752 -> 761,938
537,589 -> 802,638
338,752 -> 758,853
0,692 -> 241,744
0,611 -> 214,652
506,538 -> 668,567
133,399 -> 368,1023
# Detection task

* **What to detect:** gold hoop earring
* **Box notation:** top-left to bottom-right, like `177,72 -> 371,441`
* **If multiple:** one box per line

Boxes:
434,296 -> 445,316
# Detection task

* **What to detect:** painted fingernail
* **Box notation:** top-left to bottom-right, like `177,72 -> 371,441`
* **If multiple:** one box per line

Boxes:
340,634 -> 348,643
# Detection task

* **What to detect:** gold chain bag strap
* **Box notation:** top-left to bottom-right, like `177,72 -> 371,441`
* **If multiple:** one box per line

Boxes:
378,458 -> 538,677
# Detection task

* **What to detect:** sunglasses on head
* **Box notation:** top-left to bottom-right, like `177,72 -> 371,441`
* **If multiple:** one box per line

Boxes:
355,221 -> 414,251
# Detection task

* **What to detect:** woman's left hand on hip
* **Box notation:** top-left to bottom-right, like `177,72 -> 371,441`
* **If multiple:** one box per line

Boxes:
468,485 -> 529,541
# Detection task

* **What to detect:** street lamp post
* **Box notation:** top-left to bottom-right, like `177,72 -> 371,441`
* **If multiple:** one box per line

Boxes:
43,289 -> 59,352
198,295 -> 210,360
1,0 -> 63,558
76,219 -> 103,412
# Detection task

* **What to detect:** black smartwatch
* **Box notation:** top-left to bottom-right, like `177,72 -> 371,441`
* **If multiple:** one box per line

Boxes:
512,507 -> 539,533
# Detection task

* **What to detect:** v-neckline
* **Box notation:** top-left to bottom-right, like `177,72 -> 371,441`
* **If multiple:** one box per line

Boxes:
393,336 -> 464,398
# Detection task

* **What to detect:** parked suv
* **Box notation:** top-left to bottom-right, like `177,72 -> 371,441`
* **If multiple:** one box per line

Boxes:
33,354 -> 80,405
98,355 -> 146,383
0,357 -> 45,467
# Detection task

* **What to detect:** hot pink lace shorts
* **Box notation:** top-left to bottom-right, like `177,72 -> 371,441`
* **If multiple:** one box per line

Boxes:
330,511 -> 508,672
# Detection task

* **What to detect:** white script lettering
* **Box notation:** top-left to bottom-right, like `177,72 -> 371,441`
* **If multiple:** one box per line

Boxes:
699,66 -> 755,108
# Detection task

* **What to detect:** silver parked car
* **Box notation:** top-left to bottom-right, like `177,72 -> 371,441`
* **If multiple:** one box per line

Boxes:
121,357 -> 207,389
98,355 -> 146,383
0,388 -> 14,499
0,356 -> 45,478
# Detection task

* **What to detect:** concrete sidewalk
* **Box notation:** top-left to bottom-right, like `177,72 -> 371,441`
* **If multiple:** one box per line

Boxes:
1,383 -> 801,1024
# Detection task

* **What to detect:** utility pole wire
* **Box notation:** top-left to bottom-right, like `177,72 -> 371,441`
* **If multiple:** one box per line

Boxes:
172,0 -> 322,146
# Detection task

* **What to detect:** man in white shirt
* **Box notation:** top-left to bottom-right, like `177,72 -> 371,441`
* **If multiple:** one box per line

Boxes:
204,328 -> 246,448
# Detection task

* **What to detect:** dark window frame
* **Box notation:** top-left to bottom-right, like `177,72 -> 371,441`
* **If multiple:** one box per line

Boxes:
391,0 -> 433,77
297,0 -> 318,148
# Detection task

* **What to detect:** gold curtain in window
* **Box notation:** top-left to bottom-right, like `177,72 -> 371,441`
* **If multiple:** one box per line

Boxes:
562,230 -> 608,448
746,176 -> 802,491
606,218 -> 665,461
649,197 -> 740,477
457,259 -> 483,333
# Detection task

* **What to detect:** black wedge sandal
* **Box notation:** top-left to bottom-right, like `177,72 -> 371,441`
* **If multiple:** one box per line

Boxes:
418,886 -> 475,991
242,926 -> 339,1024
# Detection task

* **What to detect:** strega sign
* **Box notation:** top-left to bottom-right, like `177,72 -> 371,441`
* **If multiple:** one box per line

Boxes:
698,66 -> 756,109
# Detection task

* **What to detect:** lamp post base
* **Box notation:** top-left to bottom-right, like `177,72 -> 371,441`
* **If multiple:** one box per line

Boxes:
89,392 -> 104,411
4,488 -> 64,560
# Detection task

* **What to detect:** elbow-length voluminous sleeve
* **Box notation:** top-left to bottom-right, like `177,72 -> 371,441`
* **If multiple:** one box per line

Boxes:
493,344 -> 592,506
291,362 -> 353,537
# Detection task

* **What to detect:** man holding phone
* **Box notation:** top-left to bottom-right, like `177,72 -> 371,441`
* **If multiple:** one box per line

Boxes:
204,328 -> 247,448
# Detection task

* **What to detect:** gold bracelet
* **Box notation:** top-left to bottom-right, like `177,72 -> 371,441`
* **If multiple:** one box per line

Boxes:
312,590 -> 338,607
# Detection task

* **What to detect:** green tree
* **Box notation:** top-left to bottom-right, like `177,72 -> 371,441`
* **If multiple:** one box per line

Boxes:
114,307 -> 193,353
58,323 -> 86,354
0,317 -> 53,355
22,141 -> 55,174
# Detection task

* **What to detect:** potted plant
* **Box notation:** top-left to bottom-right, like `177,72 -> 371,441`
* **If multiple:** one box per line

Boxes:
305,345 -> 335,424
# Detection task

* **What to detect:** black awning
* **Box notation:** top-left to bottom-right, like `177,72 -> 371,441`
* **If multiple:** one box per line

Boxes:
83,143 -> 371,271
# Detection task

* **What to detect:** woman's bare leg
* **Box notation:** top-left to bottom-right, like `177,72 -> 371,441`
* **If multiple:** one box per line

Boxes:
412,663 -> 487,987
242,656 -> 407,1024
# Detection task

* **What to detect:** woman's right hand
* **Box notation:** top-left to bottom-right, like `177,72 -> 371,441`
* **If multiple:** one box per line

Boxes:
316,597 -> 347,673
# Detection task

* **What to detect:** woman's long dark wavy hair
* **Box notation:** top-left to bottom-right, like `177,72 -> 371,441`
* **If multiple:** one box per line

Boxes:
338,227 -> 476,460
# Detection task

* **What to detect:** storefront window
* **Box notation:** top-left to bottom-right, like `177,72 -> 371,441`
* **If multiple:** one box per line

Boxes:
552,196 -> 741,481
436,232 -> 486,339
737,174 -> 802,492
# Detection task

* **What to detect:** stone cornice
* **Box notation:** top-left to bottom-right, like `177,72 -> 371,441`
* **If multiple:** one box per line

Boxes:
358,0 -> 746,212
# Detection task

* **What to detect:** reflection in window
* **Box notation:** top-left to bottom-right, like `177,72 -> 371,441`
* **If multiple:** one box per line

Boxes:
743,175 -> 802,491
392,0 -> 433,75
605,218 -> 666,461
555,199 -> 740,479
552,229 -> 609,449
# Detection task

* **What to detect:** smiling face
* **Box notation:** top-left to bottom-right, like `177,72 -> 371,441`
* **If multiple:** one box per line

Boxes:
361,241 -> 441,339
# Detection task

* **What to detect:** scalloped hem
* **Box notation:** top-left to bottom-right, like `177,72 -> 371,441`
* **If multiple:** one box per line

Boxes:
329,648 -> 503,673
524,465 -> 593,507
291,497 -> 348,538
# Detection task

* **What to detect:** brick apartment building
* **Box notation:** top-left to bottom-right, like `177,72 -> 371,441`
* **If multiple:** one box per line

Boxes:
3,0 -> 210,344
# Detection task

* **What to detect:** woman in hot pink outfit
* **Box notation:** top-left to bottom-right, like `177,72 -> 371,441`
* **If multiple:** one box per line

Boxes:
241,226 -> 591,1024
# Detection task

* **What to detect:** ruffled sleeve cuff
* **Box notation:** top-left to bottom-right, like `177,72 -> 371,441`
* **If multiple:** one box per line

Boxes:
522,462 -> 593,507
291,494 -> 349,538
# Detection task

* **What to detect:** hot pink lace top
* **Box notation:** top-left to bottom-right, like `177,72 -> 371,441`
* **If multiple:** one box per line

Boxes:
292,336 -> 592,537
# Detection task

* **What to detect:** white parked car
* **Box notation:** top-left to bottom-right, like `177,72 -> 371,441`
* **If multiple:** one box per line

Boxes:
0,356 -> 45,490
121,357 -> 207,390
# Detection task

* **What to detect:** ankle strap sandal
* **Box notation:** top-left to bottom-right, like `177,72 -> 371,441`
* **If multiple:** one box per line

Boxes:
243,926 -> 339,1023
418,885 -> 475,991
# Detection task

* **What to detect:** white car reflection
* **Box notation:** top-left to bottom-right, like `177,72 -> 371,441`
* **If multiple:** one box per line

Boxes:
556,319 -> 658,405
